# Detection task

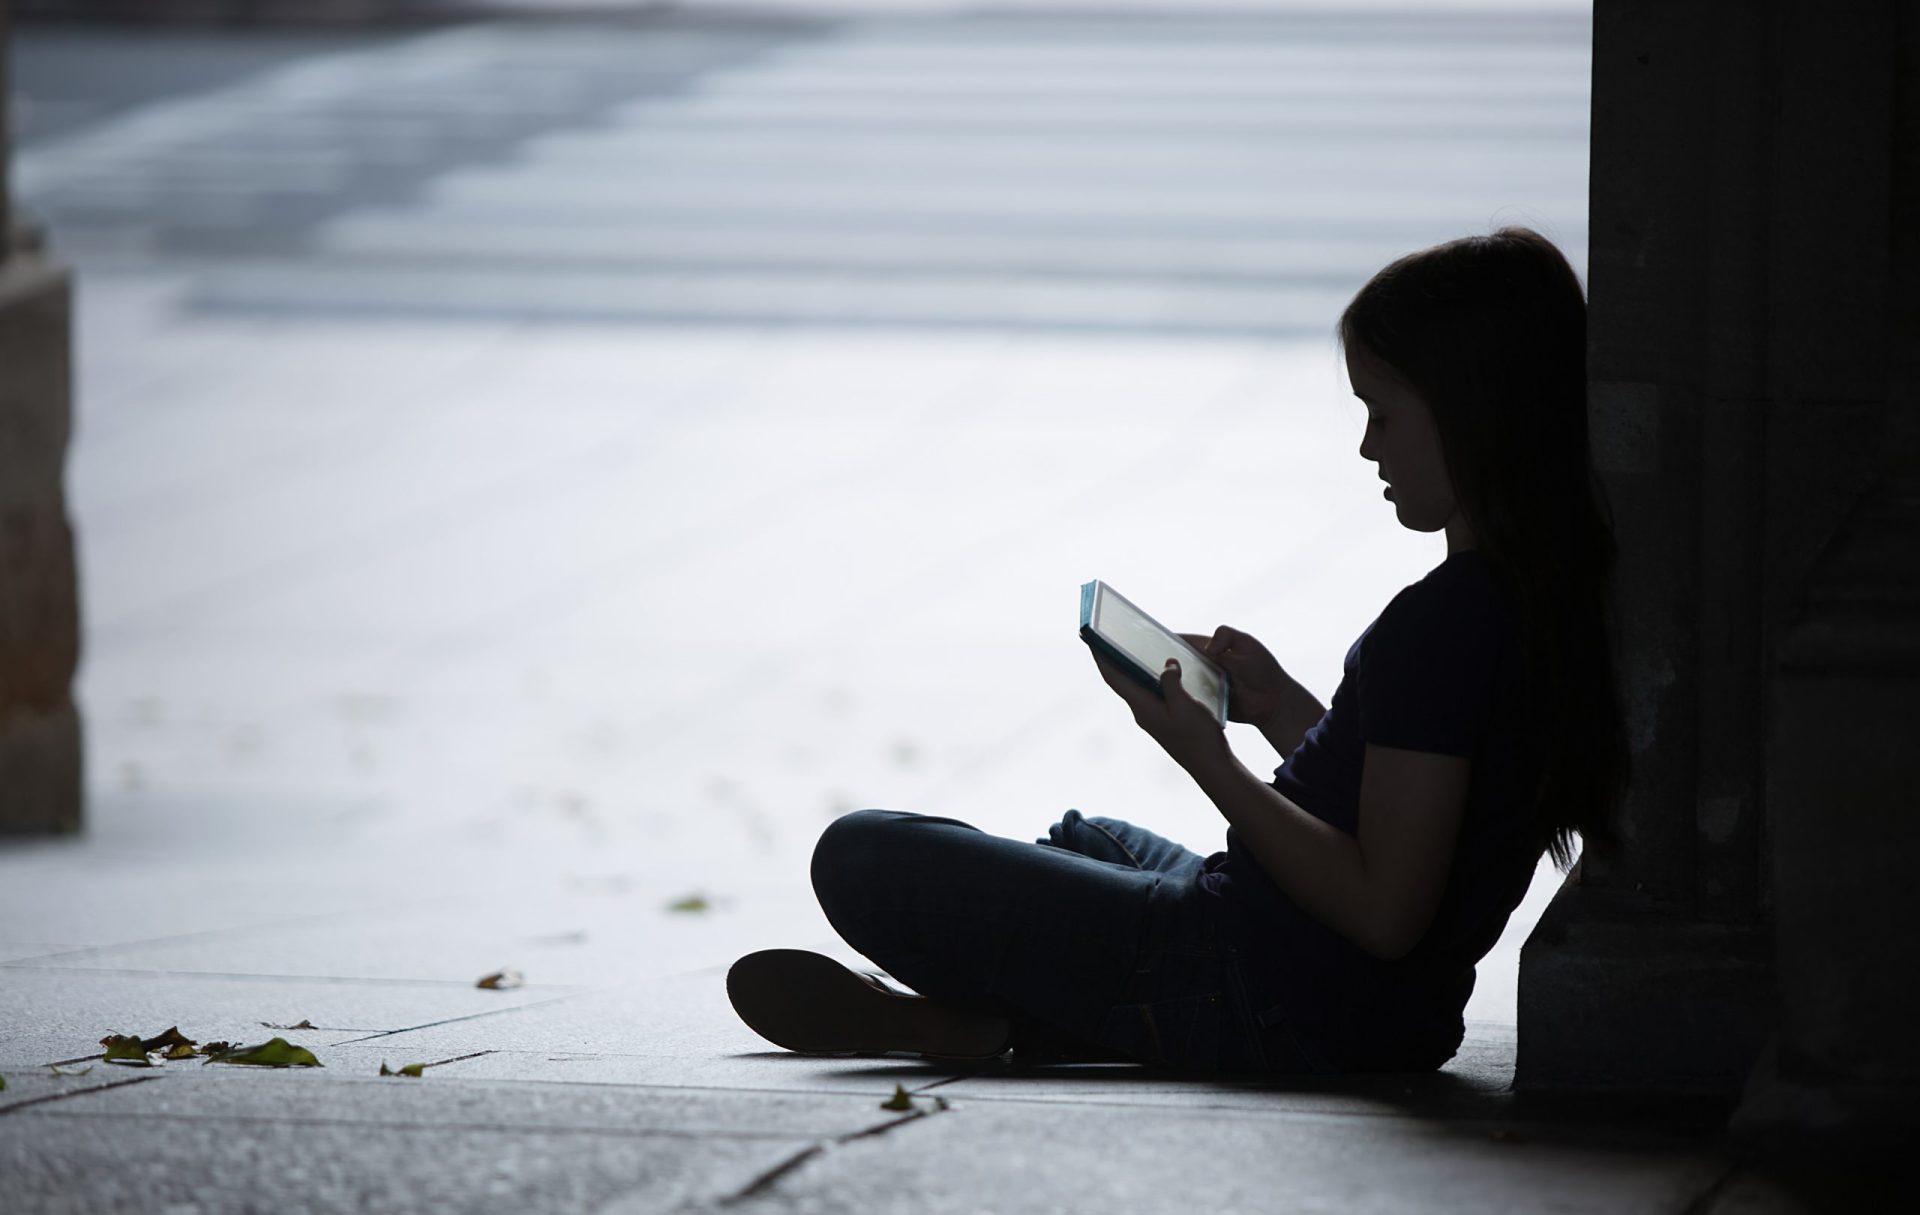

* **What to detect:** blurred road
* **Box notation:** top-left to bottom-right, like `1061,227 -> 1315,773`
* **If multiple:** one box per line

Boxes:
13,9 -> 1586,330
3,6 -> 1589,1033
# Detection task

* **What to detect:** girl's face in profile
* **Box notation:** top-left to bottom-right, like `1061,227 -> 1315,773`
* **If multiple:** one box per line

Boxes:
1346,341 -> 1474,551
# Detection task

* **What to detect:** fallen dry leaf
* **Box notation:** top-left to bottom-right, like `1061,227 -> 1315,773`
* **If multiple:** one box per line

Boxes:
665,894 -> 710,914
260,1019 -> 316,1031
196,1041 -> 235,1056
476,968 -> 524,990
140,1027 -> 194,1053
878,1084 -> 947,1113
163,1043 -> 197,1060
47,1064 -> 93,1077
379,1061 -> 426,1078
203,1038 -> 321,1068
100,1035 -> 154,1067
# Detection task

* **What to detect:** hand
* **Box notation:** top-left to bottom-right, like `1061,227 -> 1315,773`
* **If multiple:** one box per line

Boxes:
1177,626 -> 1306,731
1088,645 -> 1229,774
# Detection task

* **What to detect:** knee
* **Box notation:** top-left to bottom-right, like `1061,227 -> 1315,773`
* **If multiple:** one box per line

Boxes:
811,809 -> 914,912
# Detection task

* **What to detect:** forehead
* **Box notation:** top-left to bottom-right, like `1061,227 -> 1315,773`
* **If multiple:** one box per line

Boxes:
1343,342 -> 1416,402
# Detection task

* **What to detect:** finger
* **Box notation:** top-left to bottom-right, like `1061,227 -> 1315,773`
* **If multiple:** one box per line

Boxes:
1092,648 -> 1152,705
1160,658 -> 1190,700
1208,625 -> 1243,656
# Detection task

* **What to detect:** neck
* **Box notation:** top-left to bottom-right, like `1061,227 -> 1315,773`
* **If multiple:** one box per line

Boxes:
1444,514 -> 1477,554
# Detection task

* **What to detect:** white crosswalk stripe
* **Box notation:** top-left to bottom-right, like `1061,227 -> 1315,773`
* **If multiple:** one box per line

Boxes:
17,12 -> 1590,334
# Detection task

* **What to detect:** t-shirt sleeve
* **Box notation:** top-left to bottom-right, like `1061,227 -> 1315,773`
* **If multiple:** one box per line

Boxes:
1356,572 -> 1511,758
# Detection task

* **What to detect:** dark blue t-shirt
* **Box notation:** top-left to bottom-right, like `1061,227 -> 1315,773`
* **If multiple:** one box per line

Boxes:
1198,550 -> 1545,1071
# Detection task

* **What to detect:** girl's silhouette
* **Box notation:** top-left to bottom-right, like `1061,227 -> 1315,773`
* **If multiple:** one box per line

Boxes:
727,226 -> 1630,1074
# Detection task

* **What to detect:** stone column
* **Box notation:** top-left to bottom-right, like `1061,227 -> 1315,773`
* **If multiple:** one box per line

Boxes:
1730,0 -> 1920,1151
0,0 -> 84,834
1516,0 -> 1907,1105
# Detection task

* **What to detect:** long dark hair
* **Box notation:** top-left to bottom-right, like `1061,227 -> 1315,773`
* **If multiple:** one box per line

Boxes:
1337,225 -> 1628,872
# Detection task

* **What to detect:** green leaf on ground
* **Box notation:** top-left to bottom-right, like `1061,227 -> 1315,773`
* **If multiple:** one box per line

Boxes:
880,1084 -> 914,1111
666,894 -> 710,914
203,1038 -> 321,1068
100,1035 -> 154,1066
379,1061 -> 426,1078
163,1043 -> 198,1060
476,968 -> 524,990
1,1074 -> 7,1090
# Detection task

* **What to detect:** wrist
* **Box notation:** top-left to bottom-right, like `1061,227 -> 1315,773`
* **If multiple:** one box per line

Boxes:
1258,683 -> 1324,745
1182,735 -> 1241,784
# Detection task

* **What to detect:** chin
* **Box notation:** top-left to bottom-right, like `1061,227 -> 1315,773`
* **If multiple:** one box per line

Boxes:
1392,504 -> 1449,534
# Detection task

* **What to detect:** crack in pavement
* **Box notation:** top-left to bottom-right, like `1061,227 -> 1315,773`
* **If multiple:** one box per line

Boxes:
716,1092 -> 955,1207
0,1073 -> 161,1117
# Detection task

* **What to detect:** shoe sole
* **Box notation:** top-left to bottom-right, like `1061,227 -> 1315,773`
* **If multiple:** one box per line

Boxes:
727,948 -> 1009,1060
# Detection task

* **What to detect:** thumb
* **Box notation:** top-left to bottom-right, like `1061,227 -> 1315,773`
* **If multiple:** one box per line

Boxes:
1161,657 -> 1186,696
1206,625 -> 1242,656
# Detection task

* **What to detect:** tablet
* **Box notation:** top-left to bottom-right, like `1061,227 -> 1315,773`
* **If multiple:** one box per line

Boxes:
1079,580 -> 1229,725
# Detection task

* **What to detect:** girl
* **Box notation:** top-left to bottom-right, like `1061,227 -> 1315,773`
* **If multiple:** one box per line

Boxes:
725,226 -> 1630,1074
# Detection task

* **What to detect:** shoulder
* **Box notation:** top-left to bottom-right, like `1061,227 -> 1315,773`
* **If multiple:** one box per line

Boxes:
1373,552 -> 1516,644
1356,552 -> 1520,753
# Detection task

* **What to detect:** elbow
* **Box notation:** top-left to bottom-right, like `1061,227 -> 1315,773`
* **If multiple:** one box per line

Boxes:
1366,935 -> 1415,963
1365,915 -> 1429,963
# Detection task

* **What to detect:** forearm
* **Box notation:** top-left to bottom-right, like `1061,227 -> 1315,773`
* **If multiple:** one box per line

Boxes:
1254,683 -> 1328,758
1184,746 -> 1386,958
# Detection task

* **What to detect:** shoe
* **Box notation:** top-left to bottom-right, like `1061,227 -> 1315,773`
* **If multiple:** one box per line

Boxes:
726,948 -> 1011,1060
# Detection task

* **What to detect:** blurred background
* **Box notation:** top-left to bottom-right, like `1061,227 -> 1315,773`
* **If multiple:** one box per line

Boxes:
4,0 -> 1589,1019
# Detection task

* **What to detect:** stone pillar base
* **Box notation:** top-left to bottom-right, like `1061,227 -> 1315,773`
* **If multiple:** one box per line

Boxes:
1515,869 -> 1775,1096
0,700 -> 81,834
0,246 -> 82,836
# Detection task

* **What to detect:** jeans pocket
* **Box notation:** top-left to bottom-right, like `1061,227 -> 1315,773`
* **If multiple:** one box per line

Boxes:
1098,990 -> 1224,1071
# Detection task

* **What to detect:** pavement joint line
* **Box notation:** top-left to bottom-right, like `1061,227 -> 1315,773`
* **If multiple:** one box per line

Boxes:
422,1049 -> 496,1070
910,1074 -> 966,1094
0,1073 -> 161,1117
328,992 -> 590,1045
838,1087 -> 1733,1146
0,898 -> 472,968
0,960 -> 598,992
718,1105 -> 944,1207
15,1105 -> 832,1144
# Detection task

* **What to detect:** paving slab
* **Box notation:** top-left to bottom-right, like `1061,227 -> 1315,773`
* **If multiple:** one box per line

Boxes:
23,871 -> 837,990
706,1091 -> 1737,1215
326,1045 -> 982,1098
0,1067 -> 154,1114
0,968 -> 571,1068
0,1071 -> 891,1215
309,952 -> 968,1096
928,1021 -> 1517,1117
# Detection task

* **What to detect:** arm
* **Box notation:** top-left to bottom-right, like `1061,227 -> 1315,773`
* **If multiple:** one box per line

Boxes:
1186,741 -> 1469,961
1252,683 -> 1327,758
1088,644 -> 1469,960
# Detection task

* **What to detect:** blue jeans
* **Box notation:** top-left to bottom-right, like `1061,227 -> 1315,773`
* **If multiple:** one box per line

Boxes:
809,808 -> 1331,1074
